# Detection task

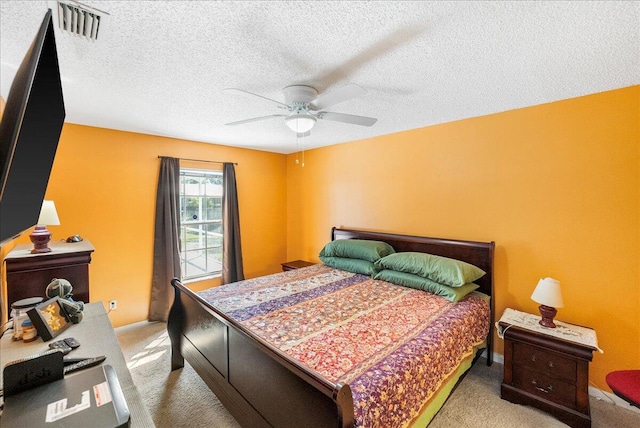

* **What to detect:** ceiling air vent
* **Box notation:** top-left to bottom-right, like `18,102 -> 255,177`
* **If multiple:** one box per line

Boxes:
54,1 -> 109,41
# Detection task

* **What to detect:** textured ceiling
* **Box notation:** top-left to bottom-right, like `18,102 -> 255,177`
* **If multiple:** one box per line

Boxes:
1,1 -> 638,154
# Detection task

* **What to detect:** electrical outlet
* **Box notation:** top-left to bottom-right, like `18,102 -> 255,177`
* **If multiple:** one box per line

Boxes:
109,300 -> 117,311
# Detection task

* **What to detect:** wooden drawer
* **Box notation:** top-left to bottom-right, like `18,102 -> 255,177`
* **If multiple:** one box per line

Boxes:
513,342 -> 576,382
513,365 -> 577,408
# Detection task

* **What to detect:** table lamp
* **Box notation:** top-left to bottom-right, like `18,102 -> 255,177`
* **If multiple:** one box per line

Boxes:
29,200 -> 60,253
531,277 -> 564,328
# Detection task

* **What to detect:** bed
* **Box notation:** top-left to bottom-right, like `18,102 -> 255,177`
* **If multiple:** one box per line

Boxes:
168,227 -> 495,427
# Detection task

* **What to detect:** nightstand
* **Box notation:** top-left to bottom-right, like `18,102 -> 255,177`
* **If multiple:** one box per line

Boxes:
499,309 -> 598,428
281,260 -> 315,271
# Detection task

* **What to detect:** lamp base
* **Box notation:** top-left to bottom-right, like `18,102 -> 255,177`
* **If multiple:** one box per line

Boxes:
538,304 -> 558,328
30,225 -> 52,254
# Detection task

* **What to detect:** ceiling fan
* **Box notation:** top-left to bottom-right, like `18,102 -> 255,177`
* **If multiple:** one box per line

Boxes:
223,83 -> 377,135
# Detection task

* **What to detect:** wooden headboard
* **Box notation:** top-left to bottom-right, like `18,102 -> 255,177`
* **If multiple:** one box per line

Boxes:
331,227 -> 495,296
331,227 -> 496,364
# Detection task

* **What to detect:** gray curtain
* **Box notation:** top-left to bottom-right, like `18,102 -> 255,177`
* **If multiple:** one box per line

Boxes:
149,157 -> 182,321
222,163 -> 244,284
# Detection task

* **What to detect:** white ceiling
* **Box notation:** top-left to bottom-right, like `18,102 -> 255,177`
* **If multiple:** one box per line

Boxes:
1,1 -> 638,154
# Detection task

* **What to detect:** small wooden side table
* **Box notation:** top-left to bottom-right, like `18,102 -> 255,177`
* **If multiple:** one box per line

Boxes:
499,309 -> 598,428
281,260 -> 315,271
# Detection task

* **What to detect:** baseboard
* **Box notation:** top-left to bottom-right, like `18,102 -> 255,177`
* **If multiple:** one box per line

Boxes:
588,386 -> 640,413
480,348 -> 504,365
483,350 -> 639,414
492,350 -> 504,365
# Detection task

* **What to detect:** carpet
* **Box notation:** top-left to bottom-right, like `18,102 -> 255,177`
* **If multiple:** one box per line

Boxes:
116,320 -> 640,428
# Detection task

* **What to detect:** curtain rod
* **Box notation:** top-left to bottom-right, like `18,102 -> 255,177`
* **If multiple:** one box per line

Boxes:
158,155 -> 237,165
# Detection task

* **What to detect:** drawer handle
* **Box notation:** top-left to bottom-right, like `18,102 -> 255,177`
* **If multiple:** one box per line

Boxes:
531,379 -> 553,393
548,361 -> 554,368
531,355 -> 536,362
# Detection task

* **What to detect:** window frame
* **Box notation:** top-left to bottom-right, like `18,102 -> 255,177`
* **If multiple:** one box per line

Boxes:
179,168 -> 224,281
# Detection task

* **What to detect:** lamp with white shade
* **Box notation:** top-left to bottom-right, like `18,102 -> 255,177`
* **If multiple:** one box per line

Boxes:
531,277 -> 564,328
29,200 -> 60,254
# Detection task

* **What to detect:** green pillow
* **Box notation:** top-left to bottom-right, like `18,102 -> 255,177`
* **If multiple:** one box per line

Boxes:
374,252 -> 485,287
319,239 -> 395,263
374,269 -> 479,302
320,256 -> 380,276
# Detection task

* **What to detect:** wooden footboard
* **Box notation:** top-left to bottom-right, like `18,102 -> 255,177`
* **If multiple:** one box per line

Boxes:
168,278 -> 355,428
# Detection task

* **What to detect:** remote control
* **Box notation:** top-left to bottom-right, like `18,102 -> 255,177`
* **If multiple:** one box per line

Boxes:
49,340 -> 73,355
64,337 -> 80,348
63,356 -> 106,375
63,357 -> 88,364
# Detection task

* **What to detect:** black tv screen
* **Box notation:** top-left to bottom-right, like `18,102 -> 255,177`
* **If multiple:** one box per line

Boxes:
0,10 -> 65,246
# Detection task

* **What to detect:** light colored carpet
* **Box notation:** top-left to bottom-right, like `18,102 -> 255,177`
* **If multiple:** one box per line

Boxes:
116,320 -> 640,428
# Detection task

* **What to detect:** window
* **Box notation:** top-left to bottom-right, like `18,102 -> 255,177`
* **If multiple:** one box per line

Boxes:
179,168 -> 223,280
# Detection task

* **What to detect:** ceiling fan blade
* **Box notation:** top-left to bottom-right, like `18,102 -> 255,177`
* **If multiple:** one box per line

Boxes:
225,114 -> 286,126
223,88 -> 290,109
309,83 -> 367,110
318,111 -> 377,127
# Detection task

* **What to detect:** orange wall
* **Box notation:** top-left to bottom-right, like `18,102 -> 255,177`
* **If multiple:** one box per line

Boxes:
1,87 -> 637,393
286,86 -> 640,391
2,124 -> 287,327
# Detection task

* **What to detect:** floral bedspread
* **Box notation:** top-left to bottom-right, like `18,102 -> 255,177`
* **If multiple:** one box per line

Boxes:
198,264 -> 490,428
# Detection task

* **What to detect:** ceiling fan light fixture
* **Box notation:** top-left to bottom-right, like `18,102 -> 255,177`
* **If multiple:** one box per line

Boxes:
285,114 -> 316,133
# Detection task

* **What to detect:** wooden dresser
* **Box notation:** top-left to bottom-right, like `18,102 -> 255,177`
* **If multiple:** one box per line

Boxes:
500,320 -> 595,428
4,240 -> 95,309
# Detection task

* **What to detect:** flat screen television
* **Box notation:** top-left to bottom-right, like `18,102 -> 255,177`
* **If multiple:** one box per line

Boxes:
0,9 -> 66,246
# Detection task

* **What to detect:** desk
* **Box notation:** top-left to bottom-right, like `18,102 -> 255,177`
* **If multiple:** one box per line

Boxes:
0,302 -> 154,427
